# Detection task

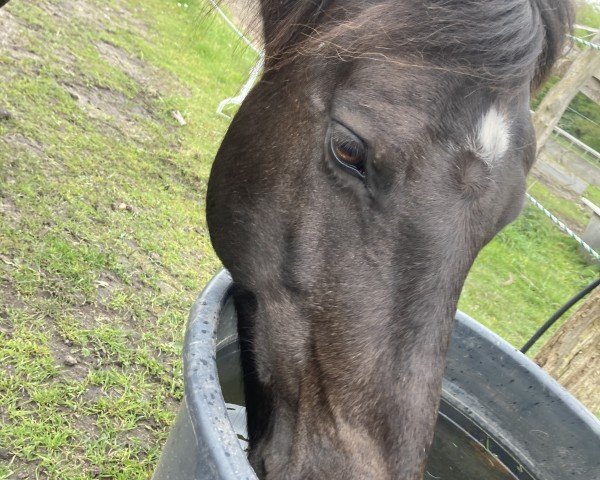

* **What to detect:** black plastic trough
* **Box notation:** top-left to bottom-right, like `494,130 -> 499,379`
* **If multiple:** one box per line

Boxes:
153,270 -> 600,480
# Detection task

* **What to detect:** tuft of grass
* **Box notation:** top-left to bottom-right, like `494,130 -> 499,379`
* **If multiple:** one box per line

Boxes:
583,184 -> 600,206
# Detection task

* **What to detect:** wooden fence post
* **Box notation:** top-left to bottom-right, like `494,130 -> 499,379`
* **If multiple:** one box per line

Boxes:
533,34 -> 600,152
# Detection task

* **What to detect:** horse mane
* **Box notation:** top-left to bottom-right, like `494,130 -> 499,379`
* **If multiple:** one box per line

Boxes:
259,0 -> 573,91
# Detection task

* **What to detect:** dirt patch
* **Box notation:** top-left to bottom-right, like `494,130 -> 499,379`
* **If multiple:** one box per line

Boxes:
64,83 -> 149,122
0,196 -> 20,228
40,0 -> 149,39
3,458 -> 40,480
3,133 -> 45,157
96,40 -> 190,98
0,9 -> 43,62
80,385 -> 105,404
50,337 -> 91,381
95,272 -> 120,305
0,9 -> 21,45
118,425 -> 155,450
42,0 -> 105,26
0,282 -> 26,311
61,82 -> 155,143
530,170 -> 581,203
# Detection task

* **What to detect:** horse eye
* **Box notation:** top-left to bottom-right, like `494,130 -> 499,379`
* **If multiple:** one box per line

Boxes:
329,126 -> 367,178
333,141 -> 362,165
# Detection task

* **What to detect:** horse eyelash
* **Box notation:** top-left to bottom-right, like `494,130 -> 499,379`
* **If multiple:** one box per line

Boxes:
336,140 -> 363,157
331,130 -> 365,155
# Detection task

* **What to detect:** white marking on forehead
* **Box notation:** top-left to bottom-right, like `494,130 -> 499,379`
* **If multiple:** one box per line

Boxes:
475,106 -> 510,165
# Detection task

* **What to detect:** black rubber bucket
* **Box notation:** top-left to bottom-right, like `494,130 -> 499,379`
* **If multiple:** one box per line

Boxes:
152,270 -> 600,480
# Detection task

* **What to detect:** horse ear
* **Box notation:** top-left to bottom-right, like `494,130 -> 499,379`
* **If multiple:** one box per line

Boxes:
530,0 -> 573,92
259,0 -> 332,68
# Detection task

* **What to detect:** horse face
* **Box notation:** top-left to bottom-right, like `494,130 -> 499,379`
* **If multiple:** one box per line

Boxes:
207,56 -> 534,477
209,55 -> 536,334
206,1 -> 567,477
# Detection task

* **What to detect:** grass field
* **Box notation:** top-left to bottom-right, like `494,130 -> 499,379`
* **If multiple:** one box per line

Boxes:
1,1 -> 255,478
0,0 -> 598,478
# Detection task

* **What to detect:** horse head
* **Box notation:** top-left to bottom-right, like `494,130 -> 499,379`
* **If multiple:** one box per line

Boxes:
206,1 -> 572,478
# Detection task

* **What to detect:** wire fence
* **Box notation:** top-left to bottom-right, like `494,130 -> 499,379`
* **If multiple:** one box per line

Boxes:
565,106 -> 600,128
526,193 -> 600,261
207,0 -> 262,117
207,0 -> 260,53
550,126 -> 600,168
568,34 -> 600,50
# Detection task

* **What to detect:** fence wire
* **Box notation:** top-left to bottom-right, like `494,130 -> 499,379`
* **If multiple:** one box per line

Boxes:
568,34 -> 600,50
526,193 -> 600,262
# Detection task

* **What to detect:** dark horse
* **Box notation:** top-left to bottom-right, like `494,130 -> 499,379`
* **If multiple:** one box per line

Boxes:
207,1 -> 571,478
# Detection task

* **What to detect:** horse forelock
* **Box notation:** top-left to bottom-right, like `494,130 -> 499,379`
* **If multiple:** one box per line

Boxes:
261,0 -> 572,91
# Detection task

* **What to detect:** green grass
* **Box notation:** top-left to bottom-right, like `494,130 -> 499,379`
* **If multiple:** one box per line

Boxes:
459,203 -> 597,355
527,180 -> 590,228
0,1 -> 598,479
583,184 -> 600,206
0,0 -> 255,478
576,0 -> 600,29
